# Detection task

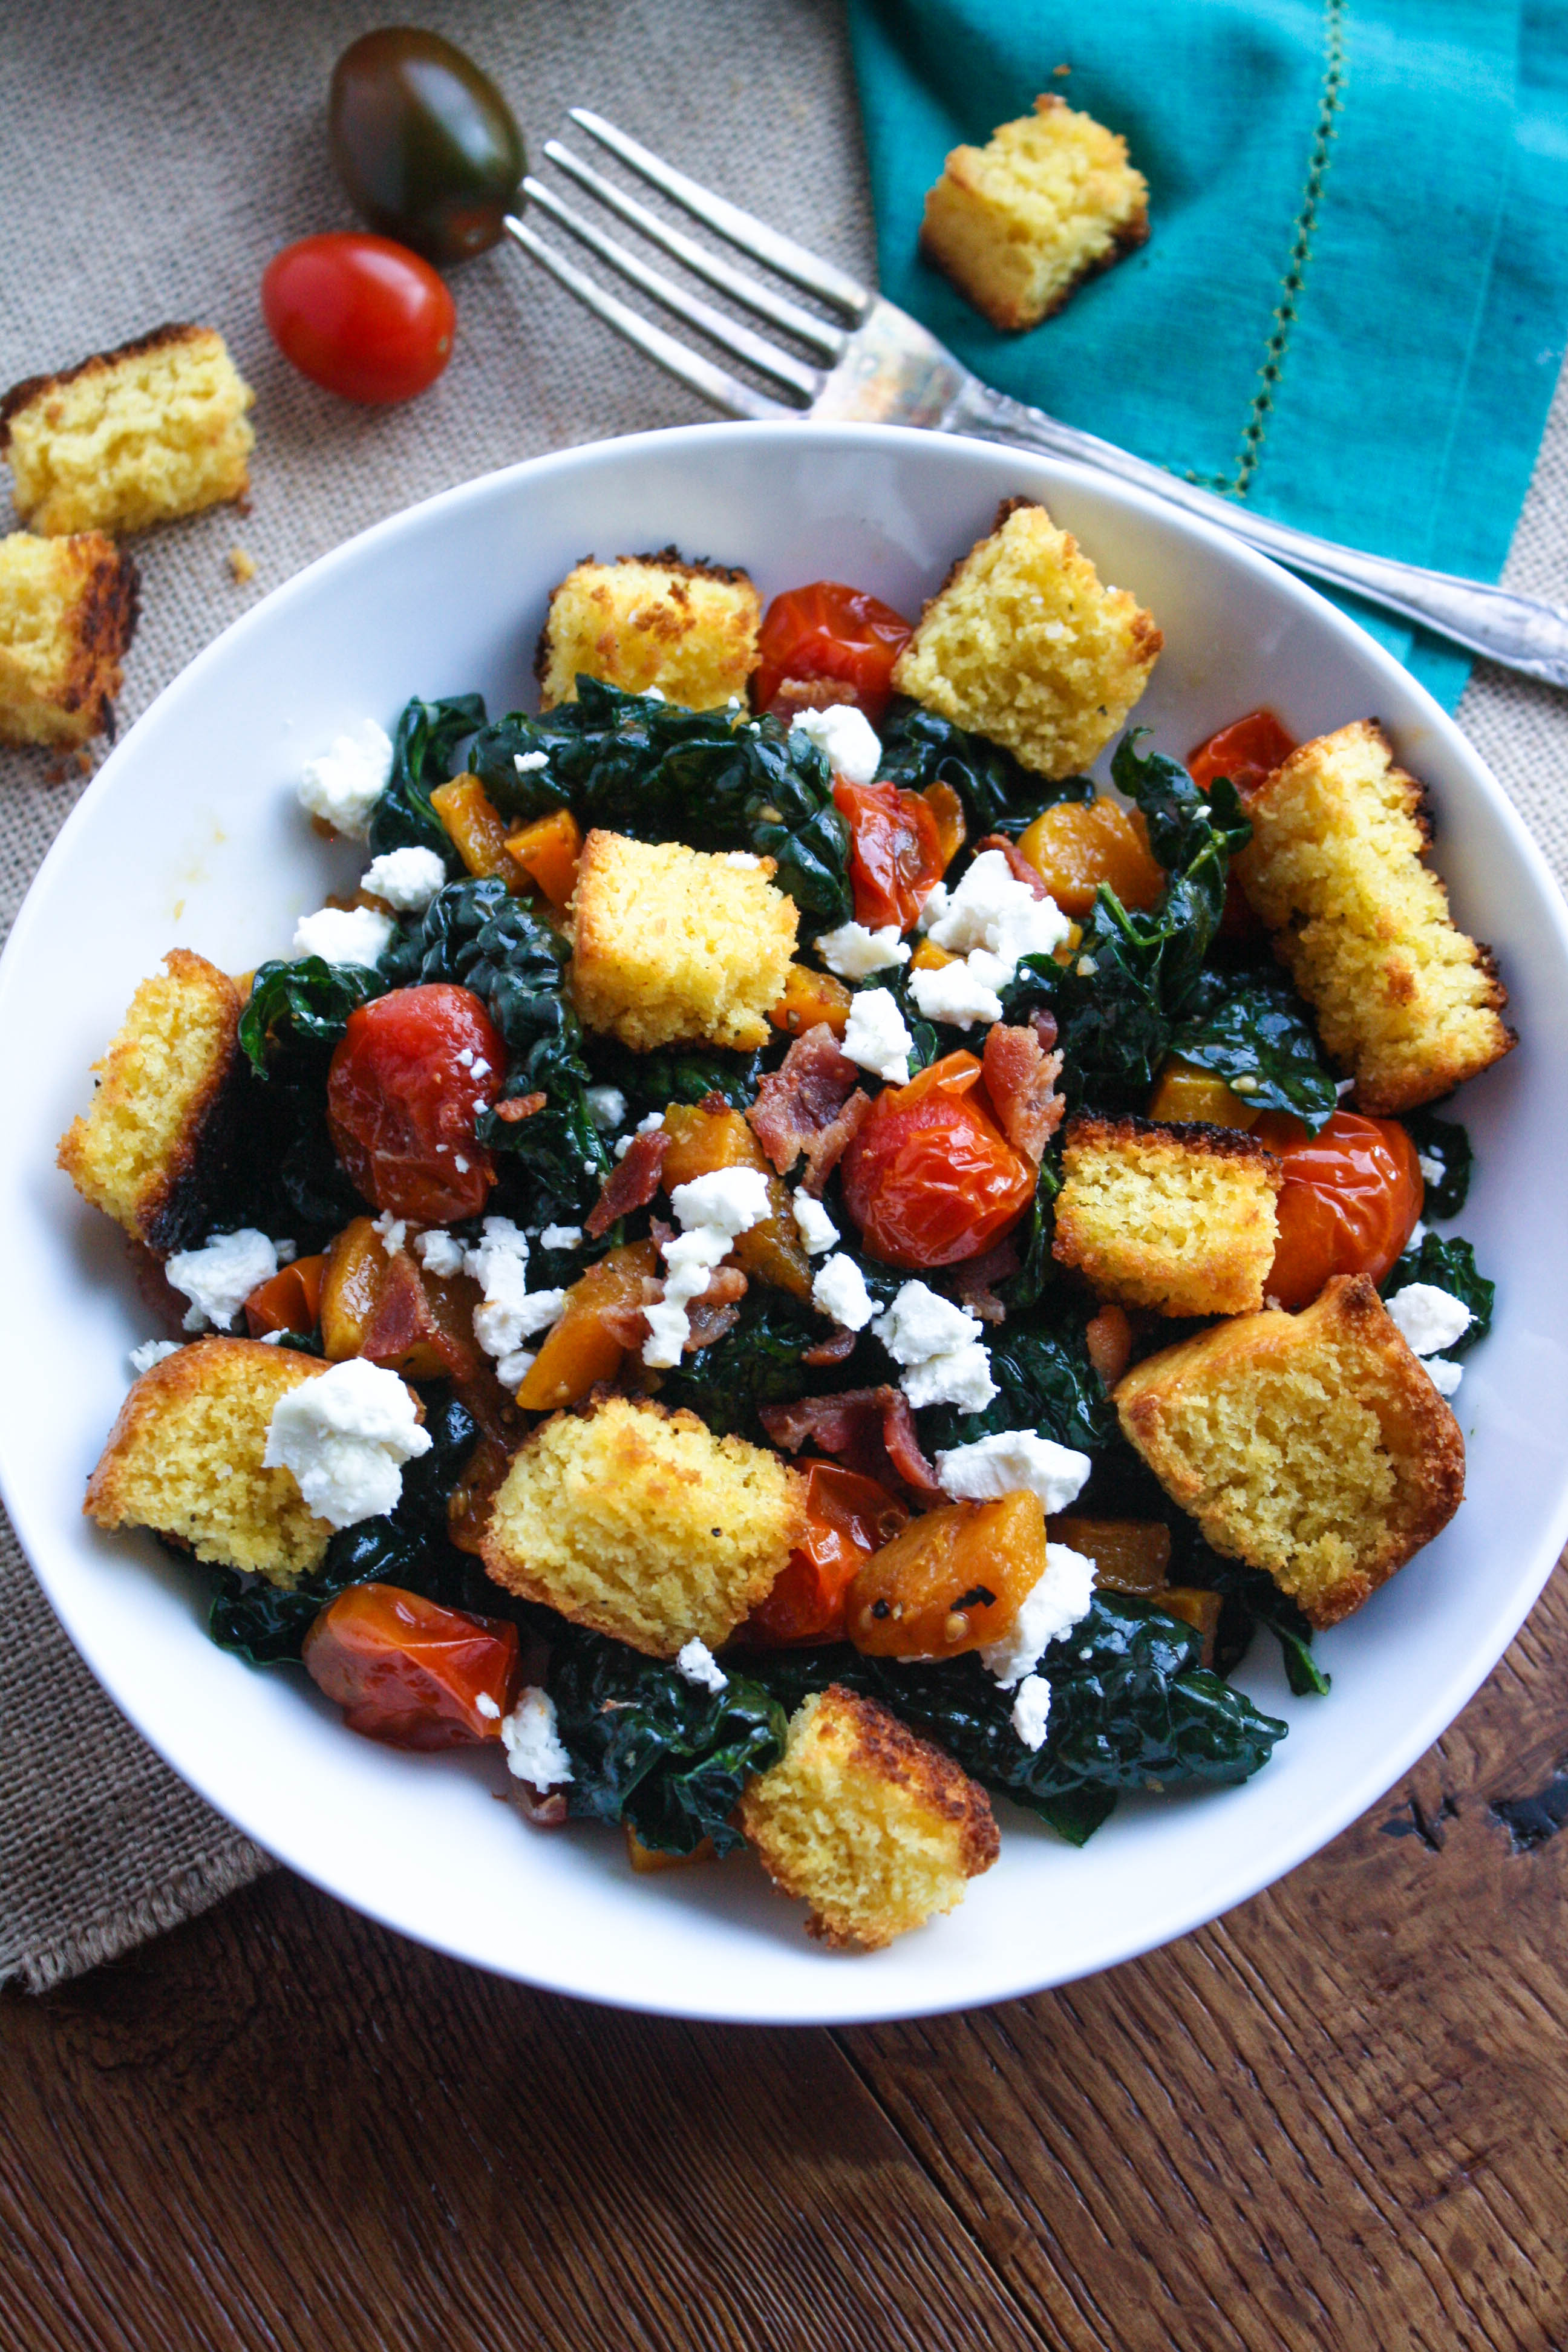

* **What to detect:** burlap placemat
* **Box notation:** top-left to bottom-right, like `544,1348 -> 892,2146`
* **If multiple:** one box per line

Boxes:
0,0 -> 1561,1993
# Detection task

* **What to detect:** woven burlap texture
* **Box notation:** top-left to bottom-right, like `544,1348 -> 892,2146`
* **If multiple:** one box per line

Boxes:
0,0 -> 1562,1993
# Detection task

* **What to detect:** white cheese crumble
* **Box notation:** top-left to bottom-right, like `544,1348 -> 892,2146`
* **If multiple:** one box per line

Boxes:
792,1190 -> 839,1256
166,1228 -> 282,1333
789,703 -> 883,786
500,1687 -> 573,1789
129,1338 -> 179,1376
909,959 -> 1004,1029
675,1638 -> 729,1693
615,1108 -> 668,1160
586,1085 -> 627,1134
540,1224 -> 583,1251
872,1281 -> 998,1413
414,1228 -> 465,1279
1417,1153 -> 1444,1187
668,1168 -> 774,1236
464,1217 -> 566,1385
263,1358 -> 431,1527
812,1252 -> 876,1331
361,844 -> 447,913
475,1691 -> 500,1721
1010,1673 -> 1052,1751
841,986 -> 913,1084
1335,1077 -> 1357,1099
915,881 -> 949,933
724,851 -> 763,868
816,921 -> 910,982
297,717 -> 394,841
1426,1357 -> 1464,1397
979,1543 -> 1097,1687
643,1168 -> 773,1368
1387,1282 -> 1472,1358
935,1430 -> 1093,1514
926,848 -> 1071,972
512,749 -> 549,774
371,1210 -> 406,1258
291,905 -> 395,968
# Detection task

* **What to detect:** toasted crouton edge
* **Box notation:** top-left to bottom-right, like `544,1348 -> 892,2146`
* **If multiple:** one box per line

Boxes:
533,546 -> 757,694
0,323 -> 217,448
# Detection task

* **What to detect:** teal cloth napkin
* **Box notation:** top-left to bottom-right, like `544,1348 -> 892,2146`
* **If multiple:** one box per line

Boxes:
847,0 -> 1568,708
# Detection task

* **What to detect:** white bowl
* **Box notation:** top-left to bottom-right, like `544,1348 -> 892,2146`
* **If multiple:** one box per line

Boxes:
3,422 -> 1566,2025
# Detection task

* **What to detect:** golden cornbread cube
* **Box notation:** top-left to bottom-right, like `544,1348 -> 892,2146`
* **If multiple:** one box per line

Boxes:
58,950 -> 241,1253
739,1687 -> 999,1950
0,529 -> 137,746
536,549 -> 760,710
569,828 -> 799,1052
920,93 -> 1149,332
1,325 -> 255,539
85,1338 -> 338,1584
482,1396 -> 803,1658
892,498 -> 1162,778
1053,1114 -> 1283,1316
1116,1274 -> 1465,1628
1236,720 -> 1514,1114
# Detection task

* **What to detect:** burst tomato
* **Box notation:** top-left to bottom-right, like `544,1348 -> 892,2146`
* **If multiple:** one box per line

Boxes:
303,1582 -> 521,1749
834,777 -> 946,931
753,581 -> 913,719
327,982 -> 503,1222
261,232 -> 456,403
840,1050 -> 1036,1269
746,1464 -> 909,1646
1254,1109 -> 1423,1310
1187,708 -> 1296,799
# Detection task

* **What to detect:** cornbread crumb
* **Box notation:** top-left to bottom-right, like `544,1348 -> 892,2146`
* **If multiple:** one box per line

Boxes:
57,950 -> 240,1252
1,325 -> 255,538
739,1687 -> 998,1949
892,498 -> 1161,778
537,549 -> 760,710
920,93 -> 1149,332
1236,720 -> 1514,1113
1115,1274 -> 1465,1628
570,828 -> 798,1052
1053,1114 -> 1282,1316
0,530 -> 137,746
85,1337 -> 337,1584
227,547 -> 256,584
482,1396 -> 803,1656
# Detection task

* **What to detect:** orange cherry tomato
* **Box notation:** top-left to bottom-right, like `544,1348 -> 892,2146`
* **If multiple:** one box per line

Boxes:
261,232 -> 456,404
243,1254 -> 326,1339
834,777 -> 946,931
303,1583 -> 521,1750
840,1050 -> 1036,1269
753,581 -> 913,720
1253,1109 -> 1423,1311
746,1463 -> 910,1646
1187,709 -> 1296,800
327,982 -> 504,1223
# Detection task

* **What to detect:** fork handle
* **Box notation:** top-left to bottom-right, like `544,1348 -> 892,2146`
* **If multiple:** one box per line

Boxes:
949,381 -> 1568,690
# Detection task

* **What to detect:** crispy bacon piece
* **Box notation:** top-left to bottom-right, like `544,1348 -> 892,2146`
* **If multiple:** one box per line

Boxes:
748,1024 -> 861,1177
982,1022 -> 1065,1166
492,1091 -> 547,1125
603,1264 -> 749,1354
1084,1304 -> 1134,1390
1030,1008 -> 1058,1054
802,1324 -> 858,1367
953,1235 -> 1022,1327
975,833 -> 1050,901
801,1086 -> 872,1198
763,677 -> 864,722
586,1126 -> 670,1240
760,1385 -> 941,1500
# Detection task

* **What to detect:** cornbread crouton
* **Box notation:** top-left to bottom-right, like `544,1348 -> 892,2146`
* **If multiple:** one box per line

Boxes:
1053,1114 -> 1282,1316
537,550 -> 760,710
920,94 -> 1149,332
0,529 -> 137,746
57,950 -> 241,1253
85,1338 -> 338,1583
569,828 -> 798,1052
892,498 -> 1162,778
0,325 -> 255,538
739,1686 -> 998,1949
1115,1274 -> 1465,1628
482,1396 -> 803,1656
1236,721 -> 1514,1114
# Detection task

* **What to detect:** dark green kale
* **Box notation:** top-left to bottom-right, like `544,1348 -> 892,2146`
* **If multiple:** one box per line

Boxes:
659,1293 -> 835,1437
1168,963 -> 1337,1130
367,692 -> 486,867
919,1304 -> 1118,1460
1175,1549 -> 1330,1697
590,1040 -> 766,1122
874,702 -> 1094,839
230,957 -> 388,1244
238,956 -> 385,1075
546,1630 -> 786,1855
995,1156 -> 1063,1315
1382,1231 -> 1494,1354
1402,1108 -> 1473,1219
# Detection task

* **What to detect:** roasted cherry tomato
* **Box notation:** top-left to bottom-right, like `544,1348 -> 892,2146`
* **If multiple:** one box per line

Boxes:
304,1583 -> 521,1750
243,1254 -> 325,1340
848,1493 -> 1046,1659
262,233 -> 456,403
1254,1109 -> 1423,1311
327,982 -> 503,1223
834,778 -> 946,932
330,27 -> 524,265
1187,709 -> 1295,800
753,581 -> 913,720
746,1464 -> 909,1646
840,1050 -> 1036,1269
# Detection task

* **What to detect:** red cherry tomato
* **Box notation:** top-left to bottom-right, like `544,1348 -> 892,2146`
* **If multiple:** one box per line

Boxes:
834,778 -> 946,931
746,1464 -> 910,1646
303,1583 -> 521,1749
261,232 -> 456,403
840,1050 -> 1036,1269
1254,1109 -> 1424,1311
1187,708 -> 1296,800
753,581 -> 913,720
327,982 -> 504,1222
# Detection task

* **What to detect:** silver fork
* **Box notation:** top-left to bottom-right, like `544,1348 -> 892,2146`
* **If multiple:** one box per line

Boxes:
505,109 -> 1568,690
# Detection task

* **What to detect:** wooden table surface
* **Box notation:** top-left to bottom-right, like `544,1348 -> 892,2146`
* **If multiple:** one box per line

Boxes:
5,1559 -> 1567,2352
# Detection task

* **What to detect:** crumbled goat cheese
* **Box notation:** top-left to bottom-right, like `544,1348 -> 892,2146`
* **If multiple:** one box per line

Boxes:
1387,1282 -> 1473,1358
1426,1357 -> 1463,1397
1417,1152 -> 1445,1187
900,1343 -> 998,1413
586,1085 -> 627,1133
724,851 -> 763,868
371,1210 -> 407,1258
909,959 -> 1004,1029
540,1224 -> 583,1251
792,1190 -> 839,1255
816,921 -> 910,982
361,844 -> 447,913
872,1281 -> 998,1413
669,1168 -> 774,1236
926,849 -> 1071,971
915,881 -> 949,933
513,750 -> 550,774
456,1048 -> 474,1067
297,717 -> 394,840
979,1543 -> 1097,1687
263,1357 -> 431,1527
812,1252 -> 876,1331
475,1691 -> 500,1720
645,685 -> 665,703
935,1430 -> 1092,1514
501,1687 -> 573,1789
291,905 -> 396,968
789,703 -> 883,786
166,1228 -> 281,1333
414,1229 -> 465,1279
1335,1077 -> 1357,1099
464,1217 -> 566,1377
841,986 -> 913,1083
129,1339 -> 179,1376
676,1638 -> 729,1693
642,1168 -> 772,1368
471,1059 -> 490,1080
615,1107 -> 668,1159
1010,1674 -> 1052,1751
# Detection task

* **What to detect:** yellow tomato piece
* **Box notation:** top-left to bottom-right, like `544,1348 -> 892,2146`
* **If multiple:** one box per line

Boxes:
847,1492 -> 1046,1659
1018,796 -> 1165,917
1147,1055 -> 1261,1131
430,773 -> 524,885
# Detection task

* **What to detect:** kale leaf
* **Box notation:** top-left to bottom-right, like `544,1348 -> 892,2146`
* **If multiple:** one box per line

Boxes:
590,1040 -> 766,1122
1169,963 -> 1337,1130
874,702 -> 1094,839
659,1292 -> 829,1437
368,692 -> 486,866
920,1305 -> 1118,1460
238,956 -> 385,1076
1382,1232 -> 1494,1354
1402,1108 -> 1473,1219
230,957 -> 388,1243
1175,1549 -> 1330,1697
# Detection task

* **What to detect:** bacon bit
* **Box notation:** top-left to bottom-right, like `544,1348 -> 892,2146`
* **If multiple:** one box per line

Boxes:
764,677 -> 872,721
801,1085 -> 872,1197
760,1385 -> 942,1500
586,1126 -> 670,1239
802,1324 -> 858,1367
1030,1008 -> 1059,1054
492,1091 -> 547,1125
748,1024 -> 860,1176
1085,1303 -> 1134,1390
975,833 -> 1050,901
511,1783 -> 569,1828
607,1264 -> 748,1355
982,1023 -> 1065,1166
954,1235 -> 1022,1327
